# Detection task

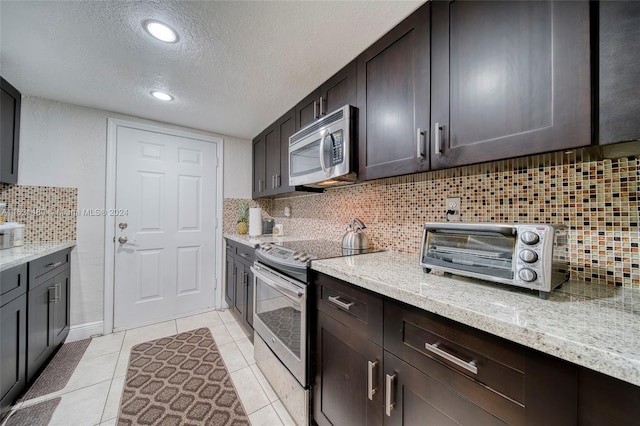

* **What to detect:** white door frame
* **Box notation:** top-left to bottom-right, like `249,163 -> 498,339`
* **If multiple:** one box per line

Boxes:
104,118 -> 224,335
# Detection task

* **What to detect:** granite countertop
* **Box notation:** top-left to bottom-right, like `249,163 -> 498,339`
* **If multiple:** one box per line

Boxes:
224,233 -> 311,248
0,241 -> 76,272
311,250 -> 640,387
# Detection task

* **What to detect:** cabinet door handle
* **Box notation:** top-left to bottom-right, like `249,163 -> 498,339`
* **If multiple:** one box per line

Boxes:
416,128 -> 426,158
313,100 -> 319,119
55,282 -> 61,302
258,180 -> 264,192
367,360 -> 378,400
385,373 -> 396,417
276,173 -> 280,188
243,272 -> 248,287
327,295 -> 354,310
424,342 -> 478,375
319,96 -> 324,116
45,261 -> 63,269
434,122 -> 444,155
48,286 -> 57,303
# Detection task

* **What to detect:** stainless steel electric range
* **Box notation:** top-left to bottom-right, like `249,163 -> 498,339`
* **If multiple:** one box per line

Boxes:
250,239 -> 378,425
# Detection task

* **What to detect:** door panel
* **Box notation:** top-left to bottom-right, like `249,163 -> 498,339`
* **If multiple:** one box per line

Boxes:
430,0 -> 591,168
357,4 -> 430,181
114,126 -> 217,330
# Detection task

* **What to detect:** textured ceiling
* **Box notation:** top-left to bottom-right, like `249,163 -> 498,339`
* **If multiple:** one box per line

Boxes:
0,0 -> 423,140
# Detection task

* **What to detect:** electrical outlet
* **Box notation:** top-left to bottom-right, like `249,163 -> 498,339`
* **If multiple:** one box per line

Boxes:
445,197 -> 461,222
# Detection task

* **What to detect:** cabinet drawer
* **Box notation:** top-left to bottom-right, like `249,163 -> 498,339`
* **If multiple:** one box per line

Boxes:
384,300 -> 577,425
314,272 -> 383,346
29,249 -> 70,289
225,240 -> 236,256
385,300 -> 525,404
236,244 -> 255,264
0,263 -> 27,305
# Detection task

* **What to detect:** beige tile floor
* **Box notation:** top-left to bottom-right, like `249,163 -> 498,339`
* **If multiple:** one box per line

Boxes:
4,310 -> 296,426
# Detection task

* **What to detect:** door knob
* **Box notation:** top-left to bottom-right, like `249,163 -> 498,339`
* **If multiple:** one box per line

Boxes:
118,236 -> 128,244
119,222 -> 128,230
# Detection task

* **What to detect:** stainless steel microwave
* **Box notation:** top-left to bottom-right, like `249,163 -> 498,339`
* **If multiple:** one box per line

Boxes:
420,222 -> 570,299
288,105 -> 357,188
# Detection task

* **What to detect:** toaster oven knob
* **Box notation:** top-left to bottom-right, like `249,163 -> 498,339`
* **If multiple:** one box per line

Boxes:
518,268 -> 537,282
521,231 -> 540,245
519,249 -> 538,263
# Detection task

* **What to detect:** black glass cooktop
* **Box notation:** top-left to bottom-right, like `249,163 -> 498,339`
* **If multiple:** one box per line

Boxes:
273,239 -> 379,260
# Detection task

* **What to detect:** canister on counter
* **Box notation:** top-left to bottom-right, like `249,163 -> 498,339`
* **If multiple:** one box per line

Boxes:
0,223 -> 16,249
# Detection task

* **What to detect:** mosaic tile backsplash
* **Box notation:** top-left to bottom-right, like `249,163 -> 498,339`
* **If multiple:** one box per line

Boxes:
0,183 -> 78,242
225,151 -> 639,287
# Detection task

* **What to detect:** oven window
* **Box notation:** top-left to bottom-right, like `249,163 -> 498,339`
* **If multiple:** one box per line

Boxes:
255,279 -> 302,358
423,231 -> 515,279
290,139 -> 322,177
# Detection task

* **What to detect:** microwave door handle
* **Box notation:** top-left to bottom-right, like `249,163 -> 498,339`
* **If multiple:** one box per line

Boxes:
250,266 -> 304,302
319,132 -> 329,173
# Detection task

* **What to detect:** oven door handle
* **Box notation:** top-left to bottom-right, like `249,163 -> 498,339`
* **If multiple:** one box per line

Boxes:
251,266 -> 304,302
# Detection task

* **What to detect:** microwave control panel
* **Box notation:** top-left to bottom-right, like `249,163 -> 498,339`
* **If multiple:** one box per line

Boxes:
328,130 -> 344,166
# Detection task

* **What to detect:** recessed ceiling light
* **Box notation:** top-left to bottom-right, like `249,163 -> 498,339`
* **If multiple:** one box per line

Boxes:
150,91 -> 173,101
144,20 -> 178,43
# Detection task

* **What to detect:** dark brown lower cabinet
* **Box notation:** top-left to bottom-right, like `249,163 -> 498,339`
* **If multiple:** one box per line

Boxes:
0,292 -> 27,418
314,311 -> 383,426
312,272 -> 638,425
383,351 -> 508,426
224,239 -> 255,340
27,267 -> 70,382
578,368 -> 640,426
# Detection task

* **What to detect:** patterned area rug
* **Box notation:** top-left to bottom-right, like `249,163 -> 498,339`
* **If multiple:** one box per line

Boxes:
5,397 -> 60,426
21,338 -> 91,400
117,328 -> 250,426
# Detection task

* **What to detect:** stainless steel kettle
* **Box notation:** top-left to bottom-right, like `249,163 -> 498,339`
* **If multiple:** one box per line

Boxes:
342,218 -> 370,251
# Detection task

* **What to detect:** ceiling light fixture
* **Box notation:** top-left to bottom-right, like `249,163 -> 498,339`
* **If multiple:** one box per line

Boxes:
144,20 -> 178,43
150,91 -> 173,101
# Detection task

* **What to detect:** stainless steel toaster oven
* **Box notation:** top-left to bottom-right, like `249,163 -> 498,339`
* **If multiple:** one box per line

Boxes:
420,223 -> 569,299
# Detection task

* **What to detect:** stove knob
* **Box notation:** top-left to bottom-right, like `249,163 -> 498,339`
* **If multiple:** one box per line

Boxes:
518,268 -> 537,282
519,249 -> 538,263
299,253 -> 310,262
521,231 -> 540,245
292,251 -> 302,260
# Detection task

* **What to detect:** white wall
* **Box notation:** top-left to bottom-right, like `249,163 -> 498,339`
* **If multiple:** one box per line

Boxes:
18,96 -> 252,327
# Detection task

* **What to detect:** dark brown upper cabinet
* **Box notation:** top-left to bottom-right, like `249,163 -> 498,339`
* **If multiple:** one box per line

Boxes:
1,77 -> 21,184
356,3 -> 431,181
295,61 -> 357,131
598,0 -> 640,145
252,131 -> 267,198
430,0 -> 591,169
264,125 -> 280,194
252,109 -> 297,199
277,108 -> 295,193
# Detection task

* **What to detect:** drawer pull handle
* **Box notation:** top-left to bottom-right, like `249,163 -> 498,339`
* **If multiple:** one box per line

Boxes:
385,373 -> 395,417
424,342 -> 478,375
328,295 -> 354,310
45,261 -> 63,268
239,253 -> 250,258
367,360 -> 378,400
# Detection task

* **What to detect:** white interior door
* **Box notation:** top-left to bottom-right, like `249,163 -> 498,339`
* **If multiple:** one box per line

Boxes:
113,126 -> 218,330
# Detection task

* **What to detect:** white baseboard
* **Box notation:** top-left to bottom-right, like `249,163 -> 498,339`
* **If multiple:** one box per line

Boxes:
66,321 -> 104,342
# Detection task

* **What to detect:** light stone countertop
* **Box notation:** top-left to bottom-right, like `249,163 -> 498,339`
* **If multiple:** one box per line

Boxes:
224,233 -> 312,248
310,250 -> 640,387
0,241 -> 76,272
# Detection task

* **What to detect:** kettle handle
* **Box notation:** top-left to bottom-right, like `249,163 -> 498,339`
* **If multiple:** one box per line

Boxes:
352,218 -> 366,231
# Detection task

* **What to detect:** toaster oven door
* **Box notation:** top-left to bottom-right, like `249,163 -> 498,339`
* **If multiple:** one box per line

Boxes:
421,230 -> 516,279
